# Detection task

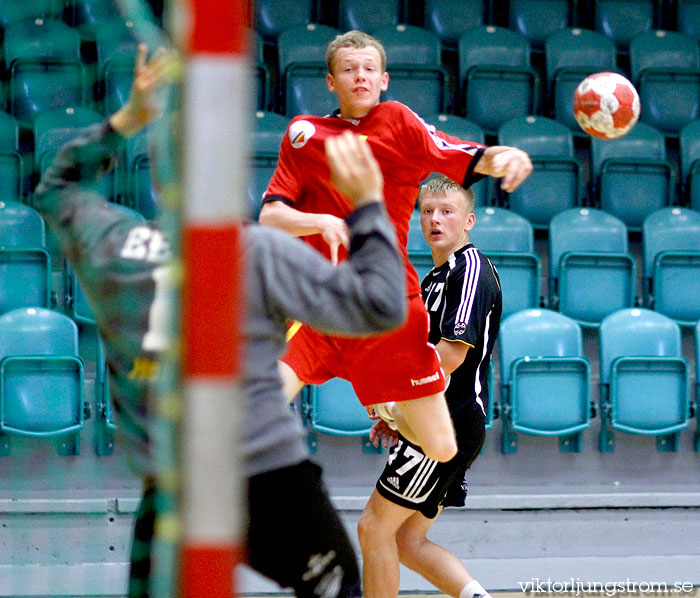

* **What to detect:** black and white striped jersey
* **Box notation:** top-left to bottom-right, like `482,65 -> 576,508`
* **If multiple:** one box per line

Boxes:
421,243 -> 502,417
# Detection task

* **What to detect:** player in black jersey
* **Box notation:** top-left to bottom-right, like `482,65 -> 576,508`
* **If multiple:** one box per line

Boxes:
363,175 -> 502,598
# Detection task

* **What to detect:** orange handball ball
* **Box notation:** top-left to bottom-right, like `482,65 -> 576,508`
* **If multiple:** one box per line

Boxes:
573,72 -> 640,139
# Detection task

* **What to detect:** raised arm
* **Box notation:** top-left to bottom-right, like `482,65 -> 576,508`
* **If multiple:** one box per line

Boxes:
109,44 -> 172,138
36,45 -> 172,201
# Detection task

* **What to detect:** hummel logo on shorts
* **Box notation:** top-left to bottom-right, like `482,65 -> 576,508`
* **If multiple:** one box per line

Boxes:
387,476 -> 400,489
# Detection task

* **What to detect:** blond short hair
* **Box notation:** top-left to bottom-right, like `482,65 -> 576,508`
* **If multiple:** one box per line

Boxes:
419,175 -> 475,213
326,30 -> 387,74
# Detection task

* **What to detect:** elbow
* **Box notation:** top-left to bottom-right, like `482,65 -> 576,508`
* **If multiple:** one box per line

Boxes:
258,203 -> 273,226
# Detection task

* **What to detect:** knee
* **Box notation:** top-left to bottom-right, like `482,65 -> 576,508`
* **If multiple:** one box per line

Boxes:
357,511 -> 375,549
395,527 -> 424,564
357,506 -> 390,550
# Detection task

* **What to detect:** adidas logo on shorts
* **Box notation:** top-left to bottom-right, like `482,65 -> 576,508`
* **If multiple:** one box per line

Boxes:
387,476 -> 400,489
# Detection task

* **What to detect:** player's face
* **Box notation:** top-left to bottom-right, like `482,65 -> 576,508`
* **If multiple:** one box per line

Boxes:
327,46 -> 389,119
420,191 -> 475,262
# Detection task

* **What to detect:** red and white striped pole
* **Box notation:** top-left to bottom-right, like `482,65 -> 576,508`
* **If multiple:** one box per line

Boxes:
181,0 -> 250,596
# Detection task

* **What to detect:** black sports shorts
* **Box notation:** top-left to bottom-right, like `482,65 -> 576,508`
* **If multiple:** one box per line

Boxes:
247,460 -> 361,598
376,402 -> 485,517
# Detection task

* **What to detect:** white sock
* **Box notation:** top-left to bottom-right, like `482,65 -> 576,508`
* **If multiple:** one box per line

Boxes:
460,579 -> 491,598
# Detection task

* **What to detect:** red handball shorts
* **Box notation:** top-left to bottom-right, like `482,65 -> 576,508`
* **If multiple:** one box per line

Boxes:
282,295 -> 445,405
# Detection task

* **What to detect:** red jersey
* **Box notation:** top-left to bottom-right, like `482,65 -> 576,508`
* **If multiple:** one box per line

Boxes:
263,101 -> 486,296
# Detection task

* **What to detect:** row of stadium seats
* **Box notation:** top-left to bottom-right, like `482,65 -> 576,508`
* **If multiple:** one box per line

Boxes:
254,22 -> 700,137
254,0 -> 700,49
1,303 -> 697,459
0,0 -> 163,39
0,15 -> 165,126
302,307 -> 700,455
5,191 -> 698,330
409,205 -> 700,327
251,111 -> 700,226
0,108 -> 158,218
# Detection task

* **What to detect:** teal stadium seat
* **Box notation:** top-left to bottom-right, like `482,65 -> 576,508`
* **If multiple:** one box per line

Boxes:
599,308 -> 690,452
424,0 -> 485,51
255,0 -> 314,44
301,378 -> 380,454
0,200 -> 51,315
0,307 -> 85,456
469,206 -> 541,318
549,208 -> 635,326
0,0 -> 55,32
642,207 -> 700,326
277,23 -> 341,117
373,25 -> 447,116
94,334 -> 116,455
680,119 -> 700,211
95,17 -> 166,115
458,26 -> 539,135
544,28 -> 617,133
3,18 -> 87,124
590,122 -> 674,230
498,115 -> 583,228
508,0 -> 574,54
250,111 -> 289,220
338,0 -> 401,32
629,30 -> 700,137
677,0 -> 700,42
67,0 -> 122,40
251,29 -> 272,111
422,114 -> 489,205
594,0 -> 655,52
0,111 -> 28,203
499,309 -> 591,454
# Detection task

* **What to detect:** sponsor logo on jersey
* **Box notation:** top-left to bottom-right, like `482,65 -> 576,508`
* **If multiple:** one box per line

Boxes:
410,371 -> 440,387
454,321 -> 467,335
387,476 -> 401,489
289,120 -> 316,148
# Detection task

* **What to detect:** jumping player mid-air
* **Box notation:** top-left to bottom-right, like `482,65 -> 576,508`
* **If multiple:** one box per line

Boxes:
35,44 -> 409,598
258,29 -> 531,598
365,176 -> 502,598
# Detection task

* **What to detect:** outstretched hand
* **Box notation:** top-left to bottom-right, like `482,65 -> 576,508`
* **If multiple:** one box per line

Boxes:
475,145 -> 533,192
109,44 -> 175,138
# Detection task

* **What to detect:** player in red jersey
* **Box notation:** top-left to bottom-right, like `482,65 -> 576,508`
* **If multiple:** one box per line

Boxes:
259,30 -> 532,597
260,30 -> 530,456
